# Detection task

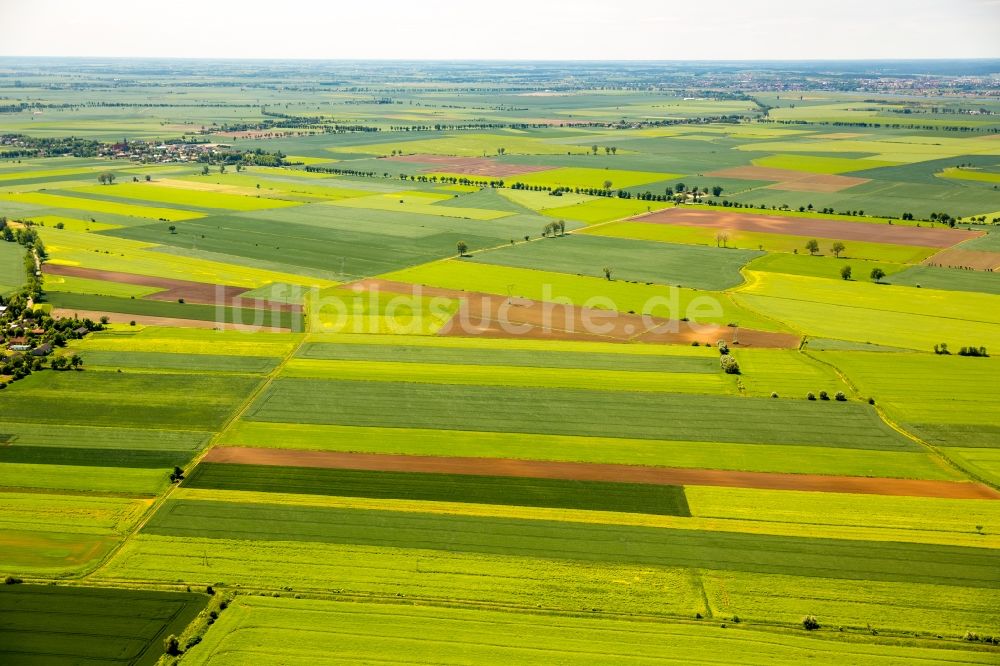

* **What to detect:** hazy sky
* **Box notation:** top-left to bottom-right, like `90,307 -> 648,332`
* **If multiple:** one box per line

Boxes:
1,0 -> 998,60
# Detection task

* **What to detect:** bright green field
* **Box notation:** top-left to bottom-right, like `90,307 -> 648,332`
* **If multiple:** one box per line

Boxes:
73,182 -> 303,211
735,272 -> 1000,350
0,191 -> 204,221
540,196 -> 673,223
0,241 -> 25,295
184,596 -> 1000,666
752,154 -> 899,174
815,351 -> 1000,449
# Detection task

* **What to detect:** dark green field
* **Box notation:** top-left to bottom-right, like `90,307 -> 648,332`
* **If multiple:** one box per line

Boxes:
183,462 -> 692,516
0,585 -> 207,666
297,341 -> 719,373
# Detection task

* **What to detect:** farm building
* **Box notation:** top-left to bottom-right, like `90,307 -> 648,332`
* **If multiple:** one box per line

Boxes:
31,343 -> 53,356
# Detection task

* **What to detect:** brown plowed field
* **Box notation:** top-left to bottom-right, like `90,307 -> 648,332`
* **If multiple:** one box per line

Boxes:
385,154 -> 555,177
203,447 -> 1000,500
923,248 -> 1000,271
43,264 -> 300,312
632,208 -> 982,248
350,278 -> 800,348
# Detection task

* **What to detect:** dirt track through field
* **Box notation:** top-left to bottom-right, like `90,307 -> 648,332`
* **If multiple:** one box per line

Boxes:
351,278 -> 801,347
386,154 -> 556,178
203,447 -> 1000,499
633,208 -> 982,248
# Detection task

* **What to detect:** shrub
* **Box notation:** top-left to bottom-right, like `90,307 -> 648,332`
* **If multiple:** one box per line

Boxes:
807,392 -> 816,401
720,355 -> 740,375
717,340 -> 729,355
206,585 -> 215,595
802,616 -> 820,631
4,575 -> 23,585
819,390 -> 830,401
186,635 -> 203,649
129,320 -> 136,326
164,634 -> 181,656
834,391 -> 847,401
770,392 -> 779,399
868,397 -> 875,405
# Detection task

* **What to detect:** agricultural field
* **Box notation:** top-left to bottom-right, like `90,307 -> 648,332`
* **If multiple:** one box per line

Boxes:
0,58 -> 998,665
0,585 -> 207,665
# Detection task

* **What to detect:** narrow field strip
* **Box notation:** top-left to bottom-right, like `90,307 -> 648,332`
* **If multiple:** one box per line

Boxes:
183,462 -> 692,516
202,448 -> 1000,499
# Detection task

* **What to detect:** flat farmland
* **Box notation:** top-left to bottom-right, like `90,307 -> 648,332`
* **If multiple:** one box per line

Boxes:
183,596 -> 1000,666
296,339 -> 720,371
73,181 -> 303,211
140,500 -> 1000,589
245,378 -> 913,449
220,421 -> 956,479
633,207 -> 981,248
182,462 -> 693,516
281,358 -> 734,394
0,191 -> 204,221
817,351 -> 1000,449
583,220 -> 937,264
467,234 -> 761,290
381,260 -> 785,331
0,585 -> 207,666
0,368 -> 260,429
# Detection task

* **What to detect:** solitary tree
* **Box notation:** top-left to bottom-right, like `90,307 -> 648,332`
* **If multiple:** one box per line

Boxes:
456,240 -> 469,256
219,164 -> 226,174
144,174 -> 151,182
164,635 -> 181,656
712,185 -> 723,196
97,172 -> 115,185
591,145 -> 599,155
715,231 -> 729,248
805,239 -> 820,255
840,265 -> 852,280
69,354 -> 83,370
556,220 -> 565,235
602,180 -> 613,191
168,225 -> 177,234
201,165 -> 210,175
831,241 -> 846,258
497,147 -> 506,156
870,267 -> 886,283
603,266 -> 613,281
610,146 -> 617,155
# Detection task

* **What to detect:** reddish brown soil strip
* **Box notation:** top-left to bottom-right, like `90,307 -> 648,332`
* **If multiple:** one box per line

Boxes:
43,264 -> 300,312
632,208 -> 983,249
350,278 -> 800,348
923,248 -> 1000,271
50,309 -> 291,332
706,166 -> 869,193
384,154 -> 556,178
204,447 -> 1000,500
